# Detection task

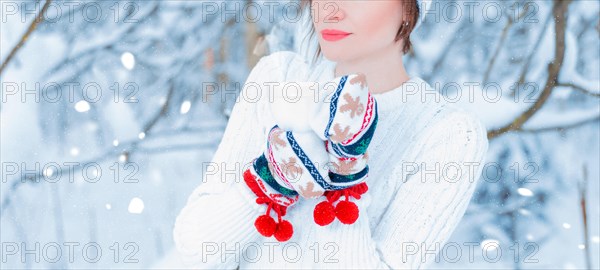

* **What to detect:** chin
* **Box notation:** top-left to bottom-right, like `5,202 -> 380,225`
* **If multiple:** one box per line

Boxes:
320,44 -> 367,64
320,48 -> 349,63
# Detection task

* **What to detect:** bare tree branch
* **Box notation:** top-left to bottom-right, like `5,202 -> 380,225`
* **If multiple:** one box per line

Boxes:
579,164 -> 593,270
0,2 -> 244,217
488,0 -> 574,140
245,0 -> 265,68
142,82 -> 175,133
0,0 -> 53,76
557,82 -> 600,97
517,115 -> 599,133
425,20 -> 467,82
0,129 -> 220,217
517,13 -> 553,86
483,3 -> 530,84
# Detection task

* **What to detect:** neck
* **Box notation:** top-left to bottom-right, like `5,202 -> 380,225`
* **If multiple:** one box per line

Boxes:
333,45 -> 411,94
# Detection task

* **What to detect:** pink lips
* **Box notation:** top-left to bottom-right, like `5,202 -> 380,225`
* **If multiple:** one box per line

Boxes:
321,29 -> 351,42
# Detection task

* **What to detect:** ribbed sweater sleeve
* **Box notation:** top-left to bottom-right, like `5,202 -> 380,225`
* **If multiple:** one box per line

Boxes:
371,110 -> 490,269
173,53 -> 285,268
179,53 -> 286,200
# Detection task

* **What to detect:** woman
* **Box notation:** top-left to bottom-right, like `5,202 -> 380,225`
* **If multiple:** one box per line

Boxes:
173,0 -> 489,269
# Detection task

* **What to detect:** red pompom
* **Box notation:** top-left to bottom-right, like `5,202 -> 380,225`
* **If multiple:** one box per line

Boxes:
254,215 -> 276,237
274,220 -> 293,242
354,182 -> 369,195
335,201 -> 359,224
313,201 -> 336,226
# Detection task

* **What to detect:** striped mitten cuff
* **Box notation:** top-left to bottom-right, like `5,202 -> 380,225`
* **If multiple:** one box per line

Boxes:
312,142 -> 371,227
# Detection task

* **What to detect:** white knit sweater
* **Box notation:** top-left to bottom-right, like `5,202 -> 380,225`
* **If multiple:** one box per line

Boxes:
173,51 -> 490,269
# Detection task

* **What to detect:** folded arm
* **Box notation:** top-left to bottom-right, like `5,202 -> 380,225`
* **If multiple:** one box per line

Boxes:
182,52 -> 295,200
173,52 -> 296,267
372,110 -> 490,269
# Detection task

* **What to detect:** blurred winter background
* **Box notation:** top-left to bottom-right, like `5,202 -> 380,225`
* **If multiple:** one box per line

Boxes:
1,0 -> 598,269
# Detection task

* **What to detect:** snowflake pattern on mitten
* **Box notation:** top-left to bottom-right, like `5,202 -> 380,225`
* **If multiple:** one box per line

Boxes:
238,73 -> 379,243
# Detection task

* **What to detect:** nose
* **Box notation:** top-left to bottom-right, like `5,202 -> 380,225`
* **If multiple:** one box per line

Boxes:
321,0 -> 345,22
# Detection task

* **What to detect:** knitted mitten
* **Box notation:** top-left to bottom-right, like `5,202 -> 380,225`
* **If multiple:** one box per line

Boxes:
246,125 -> 372,236
245,73 -> 380,239
243,125 -> 329,242
309,73 -> 379,227
310,73 -> 378,155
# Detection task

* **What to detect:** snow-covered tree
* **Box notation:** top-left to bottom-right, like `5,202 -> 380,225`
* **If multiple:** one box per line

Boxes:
1,0 -> 598,268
